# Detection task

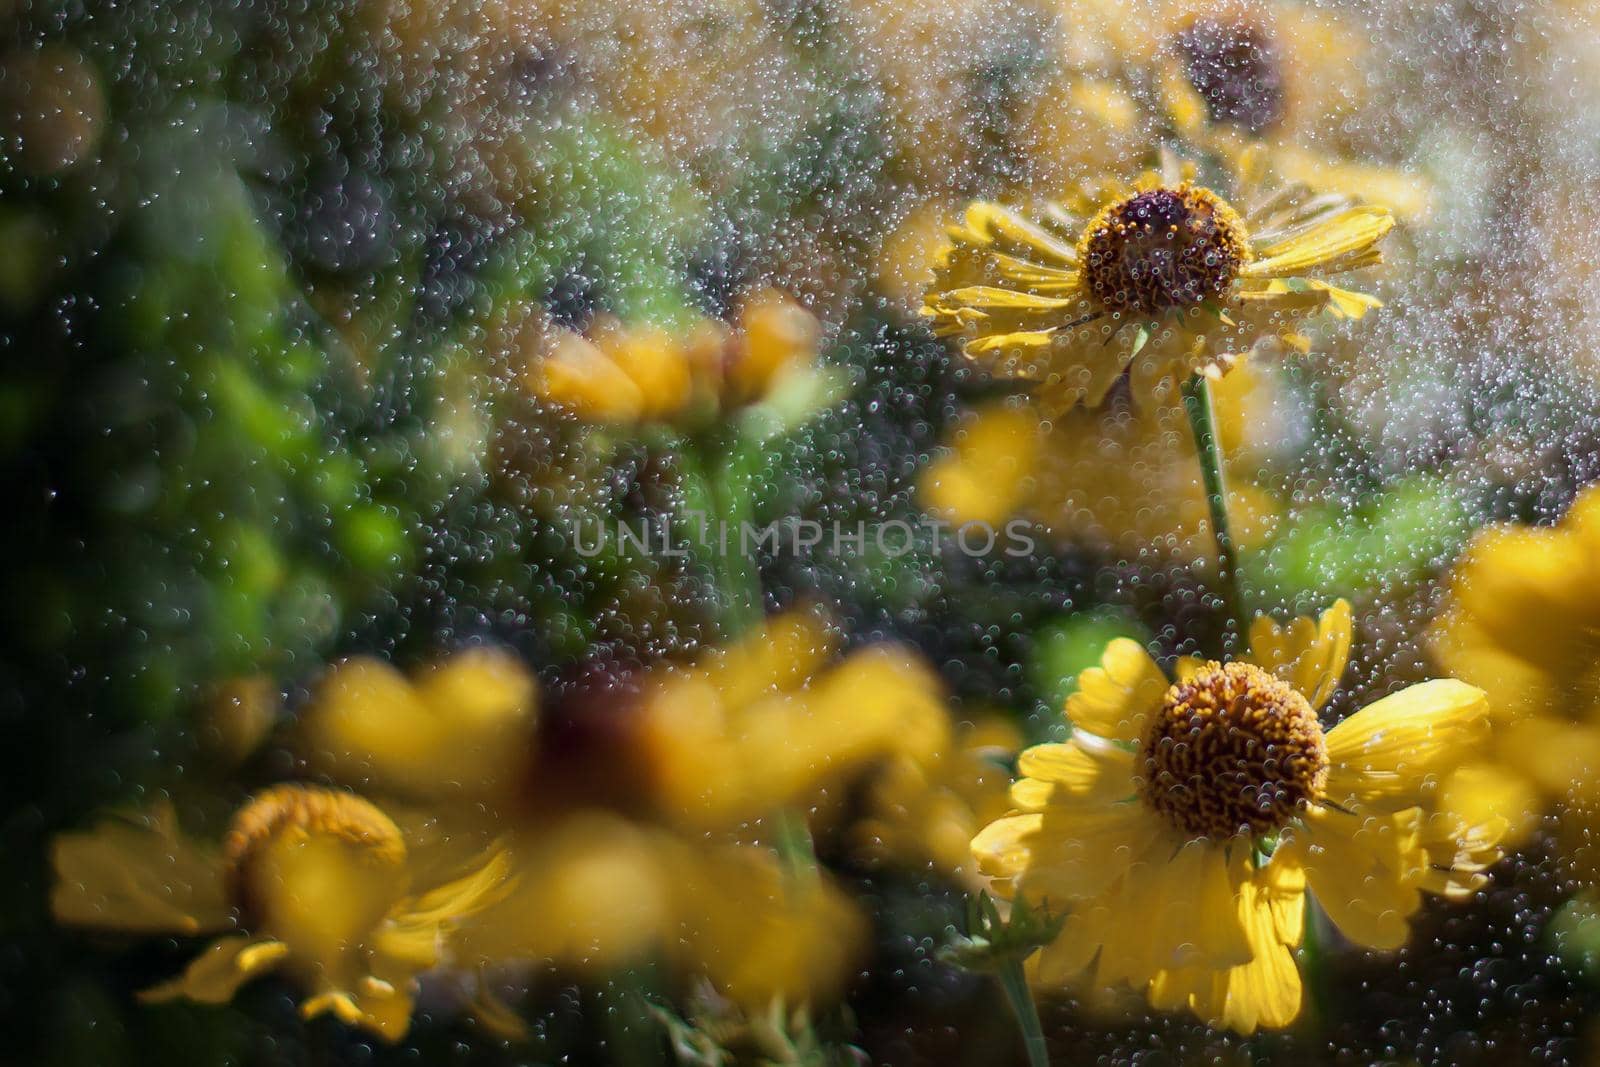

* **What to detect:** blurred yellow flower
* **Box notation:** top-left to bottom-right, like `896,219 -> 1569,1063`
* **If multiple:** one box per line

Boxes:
455,812 -> 675,975
637,610 -> 952,830
924,152 -> 1394,410
522,290 -> 820,427
663,838 -> 868,1012
854,715 -> 1023,882
1431,483 -> 1600,874
52,785 -> 510,1041
299,647 -> 538,804
973,601 -> 1504,1033
921,361 -> 1285,564
455,814 -> 866,1015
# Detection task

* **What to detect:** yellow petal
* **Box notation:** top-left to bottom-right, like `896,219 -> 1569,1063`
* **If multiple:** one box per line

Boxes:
1244,205 -> 1395,277
375,847 -> 514,969
139,936 -> 289,1005
51,804 -> 232,934
1244,599 -> 1351,709
1011,735 -> 1136,809
1440,761 -> 1541,852
1064,637 -> 1168,742
972,803 -> 1164,903
534,334 -> 645,423
952,201 -> 1079,266
1323,680 -> 1490,810
1155,852 -> 1305,1034
1286,807 -> 1424,951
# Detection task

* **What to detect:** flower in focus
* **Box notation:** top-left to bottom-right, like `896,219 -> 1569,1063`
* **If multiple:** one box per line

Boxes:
636,610 -> 952,830
854,715 -> 1024,883
522,289 -> 820,428
1431,483 -> 1600,873
52,785 -> 511,1040
298,647 -> 538,804
922,152 -> 1393,410
973,601 -> 1504,1033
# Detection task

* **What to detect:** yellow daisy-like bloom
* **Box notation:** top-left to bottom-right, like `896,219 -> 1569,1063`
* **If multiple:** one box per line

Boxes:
636,610 -> 951,831
1431,483 -> 1600,872
973,601 -> 1504,1033
52,785 -> 511,1040
922,153 -> 1393,411
523,290 -> 820,427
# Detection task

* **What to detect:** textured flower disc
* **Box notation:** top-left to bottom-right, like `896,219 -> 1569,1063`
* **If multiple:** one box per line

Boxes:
1174,17 -> 1285,135
223,784 -> 407,916
1078,185 -> 1251,317
1138,661 -> 1328,839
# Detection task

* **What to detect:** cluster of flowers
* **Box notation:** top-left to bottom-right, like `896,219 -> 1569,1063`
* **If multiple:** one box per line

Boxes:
37,0 -> 1598,1053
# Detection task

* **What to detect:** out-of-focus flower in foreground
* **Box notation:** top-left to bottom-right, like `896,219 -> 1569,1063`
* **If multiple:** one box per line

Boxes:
523,290 -> 821,428
923,152 -> 1393,411
635,610 -> 951,830
298,647 -> 538,804
854,715 -> 1023,883
1431,483 -> 1600,874
973,601 -> 1504,1033
52,786 -> 511,1040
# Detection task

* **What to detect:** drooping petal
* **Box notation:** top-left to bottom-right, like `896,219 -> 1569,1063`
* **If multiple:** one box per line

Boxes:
1243,205 -> 1395,277
1151,851 -> 1305,1035
1063,637 -> 1169,742
139,936 -> 290,1005
373,847 -> 514,970
1283,806 -> 1426,951
1323,680 -> 1490,811
1092,839 -> 1252,989
51,804 -> 232,935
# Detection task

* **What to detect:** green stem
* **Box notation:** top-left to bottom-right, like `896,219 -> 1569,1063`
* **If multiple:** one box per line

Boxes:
679,434 -> 762,639
1182,373 -> 1245,656
997,959 -> 1049,1067
710,442 -> 763,637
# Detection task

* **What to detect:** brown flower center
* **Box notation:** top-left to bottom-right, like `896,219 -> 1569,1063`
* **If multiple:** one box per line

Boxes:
1174,17 -> 1285,135
223,784 -> 406,919
1078,185 -> 1249,317
1138,662 -> 1328,840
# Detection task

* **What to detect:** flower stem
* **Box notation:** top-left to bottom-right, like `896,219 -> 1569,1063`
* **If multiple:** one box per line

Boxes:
1182,373 -> 1245,656
996,958 -> 1049,1067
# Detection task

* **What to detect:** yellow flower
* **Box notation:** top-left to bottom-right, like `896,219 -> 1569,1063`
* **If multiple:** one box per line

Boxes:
522,290 -> 821,427
637,611 -> 952,830
854,715 -> 1023,883
922,152 -> 1393,411
1154,2 -> 1431,221
298,647 -> 538,804
973,601 -> 1504,1033
920,361 -> 1285,563
52,785 -> 511,1041
1430,483 -> 1600,872
662,838 -> 868,1012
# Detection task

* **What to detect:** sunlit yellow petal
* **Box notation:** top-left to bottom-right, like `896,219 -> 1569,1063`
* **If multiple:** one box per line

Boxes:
1064,637 -> 1168,742
1323,680 -> 1490,810
1244,206 -> 1395,277
1244,599 -> 1351,709
139,936 -> 289,1005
